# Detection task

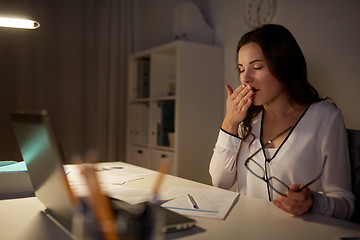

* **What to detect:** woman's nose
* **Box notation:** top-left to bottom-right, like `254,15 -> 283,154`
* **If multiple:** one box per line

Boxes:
241,69 -> 253,84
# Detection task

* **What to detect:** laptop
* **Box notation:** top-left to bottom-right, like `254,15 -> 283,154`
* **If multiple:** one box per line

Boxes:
10,111 -> 196,236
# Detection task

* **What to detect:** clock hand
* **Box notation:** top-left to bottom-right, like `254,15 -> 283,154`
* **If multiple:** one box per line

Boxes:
256,0 -> 262,26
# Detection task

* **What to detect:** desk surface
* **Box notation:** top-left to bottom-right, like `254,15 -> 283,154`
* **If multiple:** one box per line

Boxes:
1,161 -> 360,240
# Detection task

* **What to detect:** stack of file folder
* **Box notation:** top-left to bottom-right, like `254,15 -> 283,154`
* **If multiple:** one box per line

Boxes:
0,161 -> 34,199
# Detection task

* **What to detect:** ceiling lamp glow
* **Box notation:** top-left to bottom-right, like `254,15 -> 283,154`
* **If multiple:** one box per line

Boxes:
0,17 -> 40,29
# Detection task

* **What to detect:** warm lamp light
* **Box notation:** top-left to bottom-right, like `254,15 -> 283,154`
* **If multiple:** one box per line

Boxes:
0,17 -> 40,29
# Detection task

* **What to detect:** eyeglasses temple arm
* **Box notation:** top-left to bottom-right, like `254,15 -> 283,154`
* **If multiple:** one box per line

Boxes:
295,156 -> 327,192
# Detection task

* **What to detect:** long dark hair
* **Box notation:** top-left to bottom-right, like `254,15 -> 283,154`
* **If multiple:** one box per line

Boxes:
236,24 -> 323,140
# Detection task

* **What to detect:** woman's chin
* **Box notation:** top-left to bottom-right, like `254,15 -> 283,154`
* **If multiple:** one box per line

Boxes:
251,96 -> 261,106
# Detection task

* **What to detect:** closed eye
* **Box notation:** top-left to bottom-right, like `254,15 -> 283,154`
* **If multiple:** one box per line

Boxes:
254,65 -> 262,70
238,66 -> 245,73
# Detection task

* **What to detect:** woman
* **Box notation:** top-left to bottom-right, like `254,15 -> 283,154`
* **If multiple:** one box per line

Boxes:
209,24 -> 354,220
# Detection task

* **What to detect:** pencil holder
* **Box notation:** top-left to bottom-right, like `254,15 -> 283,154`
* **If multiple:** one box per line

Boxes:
114,201 -> 164,240
71,200 -> 104,240
138,201 -> 164,240
71,198 -> 164,240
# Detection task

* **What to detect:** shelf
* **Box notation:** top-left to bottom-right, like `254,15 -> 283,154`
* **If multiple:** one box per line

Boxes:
126,41 -> 223,184
152,145 -> 175,152
129,143 -> 150,149
130,96 -> 176,104
129,143 -> 175,152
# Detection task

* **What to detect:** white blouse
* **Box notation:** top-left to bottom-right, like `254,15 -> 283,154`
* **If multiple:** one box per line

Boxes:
209,100 -> 355,220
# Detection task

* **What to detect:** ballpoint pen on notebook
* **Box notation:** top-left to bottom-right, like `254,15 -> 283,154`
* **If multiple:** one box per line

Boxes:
187,194 -> 199,209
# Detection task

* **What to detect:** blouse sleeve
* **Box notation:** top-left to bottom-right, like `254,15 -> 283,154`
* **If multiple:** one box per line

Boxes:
209,129 -> 242,190
311,108 -> 355,220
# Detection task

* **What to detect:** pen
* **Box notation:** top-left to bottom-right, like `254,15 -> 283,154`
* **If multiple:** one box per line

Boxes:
152,160 -> 169,197
187,194 -> 199,209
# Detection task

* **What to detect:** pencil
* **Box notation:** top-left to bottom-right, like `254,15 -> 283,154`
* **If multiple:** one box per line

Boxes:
152,160 -> 170,197
83,164 -> 120,240
81,152 -> 120,240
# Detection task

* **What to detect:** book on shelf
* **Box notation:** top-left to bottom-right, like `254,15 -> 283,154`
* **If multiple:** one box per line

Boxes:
137,58 -> 150,98
159,101 -> 175,147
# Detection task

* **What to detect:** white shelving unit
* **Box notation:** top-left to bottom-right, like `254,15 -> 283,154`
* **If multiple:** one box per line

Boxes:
126,41 -> 223,184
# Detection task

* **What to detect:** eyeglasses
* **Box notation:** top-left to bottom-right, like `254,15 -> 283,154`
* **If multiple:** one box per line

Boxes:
244,127 -> 327,197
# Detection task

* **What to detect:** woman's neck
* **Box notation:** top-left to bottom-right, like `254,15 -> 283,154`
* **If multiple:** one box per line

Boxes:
263,96 -> 306,121
261,98 -> 308,148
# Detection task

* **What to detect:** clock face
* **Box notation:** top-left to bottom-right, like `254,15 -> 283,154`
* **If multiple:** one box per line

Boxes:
245,0 -> 276,28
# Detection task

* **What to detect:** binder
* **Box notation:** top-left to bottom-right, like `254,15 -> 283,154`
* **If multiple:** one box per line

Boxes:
137,58 -> 150,98
0,161 -> 34,199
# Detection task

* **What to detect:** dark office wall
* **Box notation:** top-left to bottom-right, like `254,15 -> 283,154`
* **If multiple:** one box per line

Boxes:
0,0 -> 88,161
0,0 -> 131,162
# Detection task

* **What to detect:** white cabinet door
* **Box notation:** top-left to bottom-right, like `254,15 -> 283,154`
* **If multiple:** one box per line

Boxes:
151,149 -> 175,175
128,103 -> 149,145
127,146 -> 150,169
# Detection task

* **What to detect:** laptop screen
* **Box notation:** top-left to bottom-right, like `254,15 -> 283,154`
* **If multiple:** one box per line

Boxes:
10,111 -> 75,228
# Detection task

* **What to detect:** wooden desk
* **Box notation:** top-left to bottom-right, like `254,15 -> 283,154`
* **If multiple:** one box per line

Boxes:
1,162 -> 359,240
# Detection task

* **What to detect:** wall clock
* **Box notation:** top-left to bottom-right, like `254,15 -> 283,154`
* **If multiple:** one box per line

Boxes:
244,0 -> 276,28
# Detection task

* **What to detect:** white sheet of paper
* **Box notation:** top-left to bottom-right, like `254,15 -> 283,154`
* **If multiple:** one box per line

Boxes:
63,164 -> 152,199
64,164 -> 151,184
104,186 -> 153,204
161,186 -> 239,219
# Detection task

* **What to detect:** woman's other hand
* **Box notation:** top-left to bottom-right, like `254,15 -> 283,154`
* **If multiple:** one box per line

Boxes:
273,184 -> 313,216
221,84 -> 253,135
